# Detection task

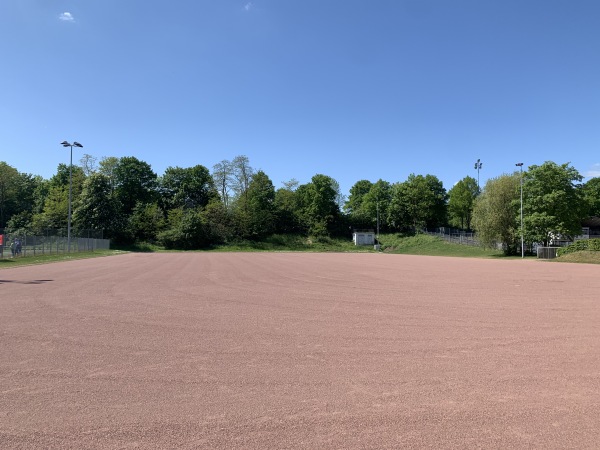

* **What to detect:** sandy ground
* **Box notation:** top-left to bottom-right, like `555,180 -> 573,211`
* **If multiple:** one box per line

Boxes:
1,252 -> 600,449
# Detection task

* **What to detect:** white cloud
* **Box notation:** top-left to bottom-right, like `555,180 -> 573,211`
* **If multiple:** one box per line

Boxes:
244,2 -> 253,11
584,163 -> 600,178
59,12 -> 75,22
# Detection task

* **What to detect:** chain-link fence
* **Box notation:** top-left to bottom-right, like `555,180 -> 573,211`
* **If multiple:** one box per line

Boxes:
0,229 -> 110,259
426,227 -> 479,246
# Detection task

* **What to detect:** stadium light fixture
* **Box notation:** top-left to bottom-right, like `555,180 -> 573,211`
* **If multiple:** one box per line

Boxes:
474,159 -> 483,192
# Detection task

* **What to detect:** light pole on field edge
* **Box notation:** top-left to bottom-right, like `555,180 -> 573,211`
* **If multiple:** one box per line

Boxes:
61,141 -> 83,252
515,162 -> 524,258
474,159 -> 482,192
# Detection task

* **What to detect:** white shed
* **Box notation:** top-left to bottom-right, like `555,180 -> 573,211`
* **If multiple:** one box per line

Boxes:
353,231 -> 375,246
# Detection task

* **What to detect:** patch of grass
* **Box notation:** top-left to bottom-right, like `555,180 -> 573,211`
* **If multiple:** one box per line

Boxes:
112,242 -> 161,252
555,251 -> 600,265
378,233 -> 504,258
207,234 -> 374,253
0,250 -> 127,268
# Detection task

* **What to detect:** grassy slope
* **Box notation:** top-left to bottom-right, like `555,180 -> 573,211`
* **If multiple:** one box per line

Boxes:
0,250 -> 126,269
555,251 -> 600,265
378,233 -> 504,258
208,233 -> 504,258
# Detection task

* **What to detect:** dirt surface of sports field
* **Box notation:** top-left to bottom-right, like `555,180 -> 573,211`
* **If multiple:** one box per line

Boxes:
1,252 -> 600,448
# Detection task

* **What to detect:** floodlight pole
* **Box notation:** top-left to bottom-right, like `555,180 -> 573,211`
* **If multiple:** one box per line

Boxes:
61,141 -> 83,252
516,162 -> 524,258
474,159 -> 483,192
376,201 -> 380,245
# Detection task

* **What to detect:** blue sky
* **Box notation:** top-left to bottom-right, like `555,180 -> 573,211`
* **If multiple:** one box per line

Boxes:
2,0 -> 599,197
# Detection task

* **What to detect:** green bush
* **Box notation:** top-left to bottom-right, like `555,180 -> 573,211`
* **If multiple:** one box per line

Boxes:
557,239 -> 600,256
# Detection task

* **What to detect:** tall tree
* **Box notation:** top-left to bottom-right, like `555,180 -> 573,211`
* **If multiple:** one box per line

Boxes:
274,181 -> 301,234
522,161 -> 585,246
296,174 -> 341,236
582,177 -> 600,217
235,170 -> 276,239
448,175 -> 479,229
113,157 -> 158,216
345,180 -> 373,216
362,179 -> 392,231
161,165 -> 218,210
231,155 -> 254,201
79,154 -> 98,176
472,174 -> 520,254
0,162 -> 20,227
212,160 -> 234,207
98,156 -> 120,191
388,174 -> 447,232
73,173 -> 124,238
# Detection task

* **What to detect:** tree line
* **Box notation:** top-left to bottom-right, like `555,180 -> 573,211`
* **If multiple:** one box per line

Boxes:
0,156 -> 598,253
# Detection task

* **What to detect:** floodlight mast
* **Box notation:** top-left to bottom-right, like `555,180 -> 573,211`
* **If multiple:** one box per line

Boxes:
516,162 -> 524,258
474,159 -> 483,192
61,141 -> 83,252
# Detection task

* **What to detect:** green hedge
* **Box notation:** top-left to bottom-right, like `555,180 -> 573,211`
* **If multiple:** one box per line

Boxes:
557,239 -> 600,256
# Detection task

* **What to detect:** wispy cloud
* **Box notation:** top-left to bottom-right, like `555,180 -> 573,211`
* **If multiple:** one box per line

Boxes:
244,2 -> 253,11
59,12 -> 75,22
584,163 -> 600,178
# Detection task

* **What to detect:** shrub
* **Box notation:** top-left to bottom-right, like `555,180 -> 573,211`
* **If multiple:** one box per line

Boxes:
557,239 -> 600,256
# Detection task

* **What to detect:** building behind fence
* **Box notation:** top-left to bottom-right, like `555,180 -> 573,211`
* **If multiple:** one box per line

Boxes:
0,229 -> 109,259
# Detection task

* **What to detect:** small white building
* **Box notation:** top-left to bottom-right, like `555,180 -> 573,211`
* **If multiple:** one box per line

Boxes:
353,231 -> 375,246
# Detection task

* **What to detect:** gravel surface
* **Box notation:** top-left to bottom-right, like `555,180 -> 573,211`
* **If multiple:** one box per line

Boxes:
1,252 -> 600,449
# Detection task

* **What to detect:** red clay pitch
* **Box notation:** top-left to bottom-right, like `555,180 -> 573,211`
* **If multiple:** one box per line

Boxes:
1,252 -> 599,448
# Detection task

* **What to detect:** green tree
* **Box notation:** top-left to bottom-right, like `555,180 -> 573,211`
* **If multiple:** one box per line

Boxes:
98,156 -> 120,191
79,154 -> 98,176
362,180 -> 392,232
582,177 -> 600,217
448,175 -> 478,229
388,174 -> 447,232
274,181 -> 301,234
158,207 -> 215,249
345,180 -> 373,227
231,155 -> 254,202
296,174 -> 341,236
234,170 -> 276,239
346,179 -> 392,231
472,174 -> 520,254
522,162 -> 585,246
113,157 -> 158,216
128,202 -> 166,243
32,185 -> 69,231
0,162 -> 20,227
161,165 -> 218,211
212,159 -> 234,207
73,173 -> 124,239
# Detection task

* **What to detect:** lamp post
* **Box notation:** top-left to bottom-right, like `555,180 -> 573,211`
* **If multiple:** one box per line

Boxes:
474,159 -> 482,192
61,141 -> 83,252
515,162 -> 524,258
376,201 -> 380,250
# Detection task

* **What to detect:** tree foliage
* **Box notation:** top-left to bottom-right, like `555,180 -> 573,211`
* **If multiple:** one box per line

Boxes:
0,162 -> 20,227
582,177 -> 600,217
113,157 -> 158,216
3,155 -> 594,251
234,170 -> 276,239
161,165 -> 217,211
448,175 -> 478,229
522,162 -> 585,246
472,174 -> 519,254
389,174 -> 447,232
73,173 -> 123,238
296,174 -> 341,236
